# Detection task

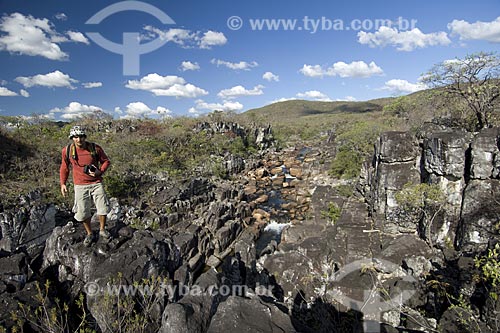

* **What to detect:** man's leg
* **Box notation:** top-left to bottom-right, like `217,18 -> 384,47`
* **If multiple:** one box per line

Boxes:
83,218 -> 92,235
74,185 -> 93,246
98,214 -> 106,231
82,217 -> 94,246
98,215 -> 110,240
92,183 -> 111,239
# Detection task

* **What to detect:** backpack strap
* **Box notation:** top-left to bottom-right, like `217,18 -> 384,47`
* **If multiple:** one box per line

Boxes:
65,143 -> 75,165
65,142 -> 98,164
89,142 -> 98,164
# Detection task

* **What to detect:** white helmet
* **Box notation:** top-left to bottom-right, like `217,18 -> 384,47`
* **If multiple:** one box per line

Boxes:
69,125 -> 86,139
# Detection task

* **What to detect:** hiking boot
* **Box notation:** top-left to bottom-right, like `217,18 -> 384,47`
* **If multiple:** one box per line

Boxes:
99,229 -> 111,240
83,234 -> 94,247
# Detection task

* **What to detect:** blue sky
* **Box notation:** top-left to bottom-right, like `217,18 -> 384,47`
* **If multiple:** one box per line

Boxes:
0,0 -> 499,120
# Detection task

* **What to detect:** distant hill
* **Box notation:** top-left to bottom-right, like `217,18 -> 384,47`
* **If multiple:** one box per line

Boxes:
238,87 -> 468,136
243,98 -> 394,122
237,97 -> 399,139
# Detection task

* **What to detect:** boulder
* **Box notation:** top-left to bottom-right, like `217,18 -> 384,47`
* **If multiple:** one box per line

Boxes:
0,190 -> 56,254
206,295 -> 295,333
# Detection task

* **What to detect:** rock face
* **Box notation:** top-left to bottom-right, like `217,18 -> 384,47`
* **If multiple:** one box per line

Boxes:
360,126 -> 500,331
206,295 -> 296,333
364,131 -> 421,229
362,127 -> 500,254
0,190 -> 57,254
3,122 -> 500,332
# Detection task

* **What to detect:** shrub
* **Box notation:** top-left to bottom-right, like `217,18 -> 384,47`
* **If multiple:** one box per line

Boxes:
329,120 -> 391,179
321,202 -> 342,225
395,183 -> 445,247
329,150 -> 363,179
11,280 -> 76,333
105,173 -> 134,199
474,243 -> 500,299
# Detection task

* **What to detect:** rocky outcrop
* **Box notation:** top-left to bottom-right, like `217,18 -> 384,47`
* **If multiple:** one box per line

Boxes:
0,190 -> 56,254
362,131 -> 421,232
195,121 -> 275,150
206,294 -> 295,333
360,126 -> 500,331
4,121 -> 500,332
361,127 -> 500,251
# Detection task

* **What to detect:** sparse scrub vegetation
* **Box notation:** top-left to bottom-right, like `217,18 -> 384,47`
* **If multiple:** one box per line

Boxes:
395,183 -> 445,247
0,113 -> 261,206
11,274 -> 168,333
321,202 -> 342,225
329,120 -> 391,179
474,243 -> 500,300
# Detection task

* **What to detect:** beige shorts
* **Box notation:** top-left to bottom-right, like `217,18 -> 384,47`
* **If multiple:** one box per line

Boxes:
73,183 -> 109,222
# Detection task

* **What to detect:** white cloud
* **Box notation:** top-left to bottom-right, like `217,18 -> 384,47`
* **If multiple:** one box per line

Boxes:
144,27 -> 195,47
126,73 -> 207,98
357,26 -> 451,51
180,61 -> 200,71
121,102 -> 172,119
336,96 -> 357,101
54,13 -> 67,21
155,106 -> 172,117
211,59 -> 258,71
143,26 -> 227,49
50,101 -> 102,120
152,83 -> 208,98
0,87 -> 17,96
448,16 -> 500,43
217,85 -> 264,99
269,97 -> 298,104
124,102 -> 150,118
66,31 -> 89,44
200,30 -> 227,49
330,61 -> 384,78
20,89 -> 29,97
296,90 -> 332,101
82,82 -> 102,89
381,79 -> 427,94
0,13 -> 67,60
300,61 -> 383,78
126,73 -> 185,90
188,107 -> 200,117
271,95 -> 357,104
194,99 -> 244,112
263,71 -> 279,82
0,13 -> 88,60
299,65 -> 324,78
21,113 -> 54,121
15,70 -> 78,88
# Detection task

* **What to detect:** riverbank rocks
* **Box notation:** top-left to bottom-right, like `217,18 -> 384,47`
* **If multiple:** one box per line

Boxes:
4,122 -> 500,331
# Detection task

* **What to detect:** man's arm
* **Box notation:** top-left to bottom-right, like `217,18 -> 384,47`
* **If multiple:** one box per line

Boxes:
96,145 -> 111,174
60,147 -> 70,197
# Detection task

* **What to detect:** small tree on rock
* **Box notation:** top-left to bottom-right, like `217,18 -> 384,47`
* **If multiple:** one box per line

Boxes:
422,51 -> 500,130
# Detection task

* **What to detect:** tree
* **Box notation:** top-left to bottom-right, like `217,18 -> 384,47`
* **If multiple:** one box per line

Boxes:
422,52 -> 500,130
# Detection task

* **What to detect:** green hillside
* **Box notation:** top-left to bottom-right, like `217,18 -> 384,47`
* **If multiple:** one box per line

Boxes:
243,98 -> 393,122
237,97 -> 400,143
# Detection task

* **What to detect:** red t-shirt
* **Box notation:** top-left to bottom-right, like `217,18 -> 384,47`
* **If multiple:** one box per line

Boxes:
60,142 -> 111,186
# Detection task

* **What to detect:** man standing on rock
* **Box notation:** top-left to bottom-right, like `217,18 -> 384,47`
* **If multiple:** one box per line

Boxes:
60,125 -> 111,247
